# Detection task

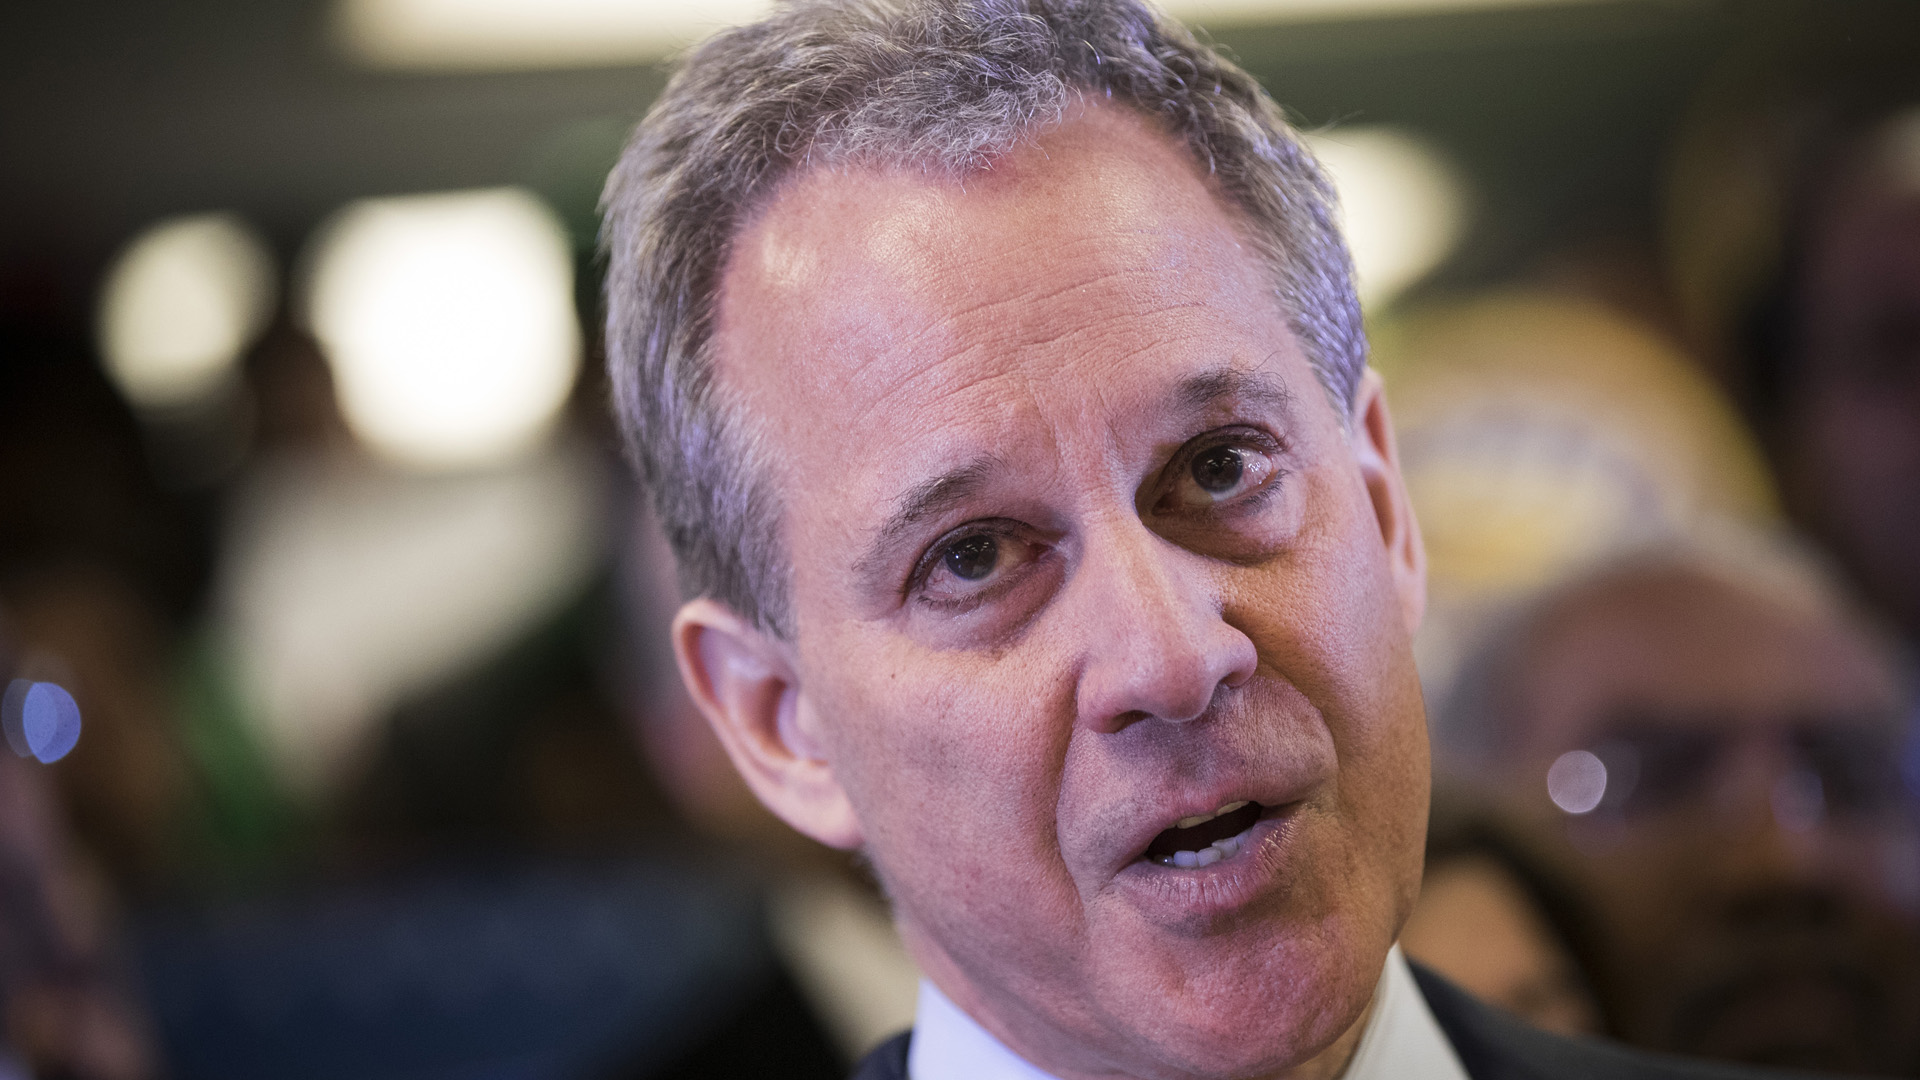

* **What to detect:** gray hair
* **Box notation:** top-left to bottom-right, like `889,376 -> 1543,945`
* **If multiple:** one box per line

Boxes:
602,0 -> 1363,635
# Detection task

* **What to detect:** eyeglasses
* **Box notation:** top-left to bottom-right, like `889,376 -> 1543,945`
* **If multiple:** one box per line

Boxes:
1545,710 -> 1916,826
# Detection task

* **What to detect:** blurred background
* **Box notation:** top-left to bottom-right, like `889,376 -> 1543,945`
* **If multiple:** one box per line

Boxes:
0,0 -> 1915,1076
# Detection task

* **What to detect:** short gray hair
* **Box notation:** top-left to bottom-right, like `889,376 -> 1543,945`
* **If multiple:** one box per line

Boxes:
602,0 -> 1363,635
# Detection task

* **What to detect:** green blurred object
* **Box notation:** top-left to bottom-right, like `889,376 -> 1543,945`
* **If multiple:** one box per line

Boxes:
172,633 -> 308,880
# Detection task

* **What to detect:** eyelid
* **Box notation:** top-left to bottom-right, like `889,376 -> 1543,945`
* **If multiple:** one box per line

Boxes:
1155,426 -> 1286,509
1177,425 -> 1284,466
905,518 -> 1028,599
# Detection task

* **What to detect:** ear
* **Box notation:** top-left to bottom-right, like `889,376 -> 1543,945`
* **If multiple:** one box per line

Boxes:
1349,368 -> 1427,635
670,598 -> 864,850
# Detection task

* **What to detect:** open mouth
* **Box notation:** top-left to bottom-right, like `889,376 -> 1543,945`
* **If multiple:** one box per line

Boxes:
1142,800 -> 1266,868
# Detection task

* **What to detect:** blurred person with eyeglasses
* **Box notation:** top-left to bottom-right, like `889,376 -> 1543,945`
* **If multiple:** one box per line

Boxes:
1436,530 -> 1920,1074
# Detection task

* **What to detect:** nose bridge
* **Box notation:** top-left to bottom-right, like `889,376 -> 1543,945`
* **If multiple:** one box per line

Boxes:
1070,509 -> 1255,732
1708,732 -> 1830,876
1710,735 -> 1782,815
1713,732 -> 1816,817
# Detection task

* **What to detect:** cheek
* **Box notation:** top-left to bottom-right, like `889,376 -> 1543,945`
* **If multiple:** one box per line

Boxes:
806,628 -> 1080,889
1230,465 -> 1430,902
1233,466 -> 1424,759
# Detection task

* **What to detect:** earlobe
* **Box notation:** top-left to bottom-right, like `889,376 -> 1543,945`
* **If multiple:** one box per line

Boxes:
1350,369 -> 1427,634
671,599 -> 865,849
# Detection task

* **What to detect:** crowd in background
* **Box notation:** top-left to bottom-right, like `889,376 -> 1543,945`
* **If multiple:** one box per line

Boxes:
1,0 -> 1916,1078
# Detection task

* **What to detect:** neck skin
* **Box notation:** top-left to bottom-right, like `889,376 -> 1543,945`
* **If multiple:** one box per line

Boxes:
899,917 -> 1380,1080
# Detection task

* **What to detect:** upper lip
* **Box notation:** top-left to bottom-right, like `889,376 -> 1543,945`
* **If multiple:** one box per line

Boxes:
1101,774 -> 1317,872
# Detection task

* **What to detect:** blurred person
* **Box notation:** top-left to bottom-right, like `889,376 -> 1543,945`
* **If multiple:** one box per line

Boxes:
1755,106 -> 1920,646
1,625 -> 158,1080
2,565 -> 192,894
1400,801 -> 1604,1038
0,329 -> 212,896
1440,532 -> 1920,1073
1367,291 -> 1778,706
134,323 -> 851,1078
1664,0 -> 1920,644
601,0 -> 1814,1077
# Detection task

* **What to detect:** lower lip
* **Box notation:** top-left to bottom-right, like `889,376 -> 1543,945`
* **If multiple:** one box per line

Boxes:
1113,805 -> 1302,921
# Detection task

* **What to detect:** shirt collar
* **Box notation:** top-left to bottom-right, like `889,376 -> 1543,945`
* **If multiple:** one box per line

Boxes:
907,974 -> 1057,1080
907,946 -> 1470,1080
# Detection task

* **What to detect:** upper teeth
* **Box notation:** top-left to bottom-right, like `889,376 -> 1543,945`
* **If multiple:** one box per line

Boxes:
1175,800 -> 1249,830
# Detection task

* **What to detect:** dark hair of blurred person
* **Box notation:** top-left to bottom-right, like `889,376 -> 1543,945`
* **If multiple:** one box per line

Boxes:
1399,798 -> 1605,1039
1665,0 -> 1920,643
1439,531 -> 1920,1073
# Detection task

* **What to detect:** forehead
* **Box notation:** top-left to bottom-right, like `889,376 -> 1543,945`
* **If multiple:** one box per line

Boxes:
734,103 -> 1250,274
1520,569 -> 1897,740
708,105 -> 1317,531
719,109 -> 1274,373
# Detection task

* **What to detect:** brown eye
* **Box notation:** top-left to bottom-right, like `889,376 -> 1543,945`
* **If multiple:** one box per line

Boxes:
1192,447 -> 1245,494
944,535 -> 999,580
1161,437 -> 1281,513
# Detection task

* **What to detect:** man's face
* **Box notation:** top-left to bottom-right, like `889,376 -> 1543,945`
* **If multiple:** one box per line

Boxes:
701,106 -> 1430,1079
1507,570 -> 1920,1072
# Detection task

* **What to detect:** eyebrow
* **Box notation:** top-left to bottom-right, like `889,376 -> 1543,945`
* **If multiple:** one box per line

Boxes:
1175,365 -> 1295,418
854,454 -> 1001,586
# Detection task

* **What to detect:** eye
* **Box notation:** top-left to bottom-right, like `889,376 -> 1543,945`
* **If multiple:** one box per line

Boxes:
1162,437 -> 1281,512
1192,446 -> 1248,494
914,524 -> 1047,607
944,535 -> 999,581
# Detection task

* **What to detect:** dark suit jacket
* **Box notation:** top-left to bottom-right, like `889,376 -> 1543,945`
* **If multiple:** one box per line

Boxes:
849,964 -> 1821,1080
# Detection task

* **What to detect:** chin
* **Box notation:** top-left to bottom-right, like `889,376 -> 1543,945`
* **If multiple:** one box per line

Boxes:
1664,962 -> 1898,1074
1083,916 -> 1386,1080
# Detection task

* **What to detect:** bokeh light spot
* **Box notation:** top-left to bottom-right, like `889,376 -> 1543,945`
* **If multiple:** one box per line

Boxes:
338,0 -> 776,70
2,679 -> 82,764
1547,750 -> 1608,815
302,187 -> 580,471
1302,126 -> 1467,311
97,213 -> 277,410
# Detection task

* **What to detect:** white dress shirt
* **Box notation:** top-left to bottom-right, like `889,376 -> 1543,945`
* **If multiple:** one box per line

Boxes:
907,945 -> 1470,1080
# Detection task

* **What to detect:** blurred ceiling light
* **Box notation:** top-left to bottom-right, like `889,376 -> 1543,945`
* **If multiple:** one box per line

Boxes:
338,0 -> 1624,70
1164,0 -> 1615,23
302,187 -> 580,470
97,213 -> 276,410
336,0 -> 774,70
1304,126 -> 1467,311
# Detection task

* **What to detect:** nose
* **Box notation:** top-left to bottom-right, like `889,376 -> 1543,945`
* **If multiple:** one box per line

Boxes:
1709,739 -> 1827,834
1069,516 -> 1258,733
1698,740 -> 1831,885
